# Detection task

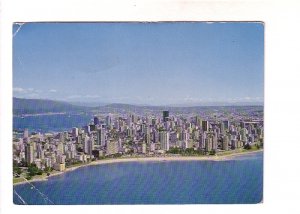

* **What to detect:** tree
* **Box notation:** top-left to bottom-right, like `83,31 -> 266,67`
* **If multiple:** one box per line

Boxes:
244,144 -> 252,150
13,160 -> 23,176
209,150 -> 216,155
27,163 -> 41,177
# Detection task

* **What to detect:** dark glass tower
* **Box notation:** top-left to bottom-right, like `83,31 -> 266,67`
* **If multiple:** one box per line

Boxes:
163,110 -> 169,122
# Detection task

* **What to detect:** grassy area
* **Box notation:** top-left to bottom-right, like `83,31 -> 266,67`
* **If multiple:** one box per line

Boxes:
217,147 -> 262,156
241,146 -> 262,152
13,177 -> 24,184
66,162 -> 85,168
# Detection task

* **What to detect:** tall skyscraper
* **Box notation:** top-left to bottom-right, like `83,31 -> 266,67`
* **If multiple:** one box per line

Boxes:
88,138 -> 94,156
212,133 -> 218,151
94,116 -> 100,125
181,130 -> 189,149
142,143 -> 147,154
76,135 -> 82,144
223,120 -> 230,130
141,123 -> 146,134
37,144 -> 44,159
25,143 -> 34,165
89,124 -> 96,132
23,128 -> 29,138
97,128 -> 106,146
240,121 -> 246,129
84,125 -> 91,134
144,133 -> 151,144
220,122 -> 225,134
159,130 -> 169,151
59,132 -> 65,143
205,137 -> 212,152
202,120 -> 209,132
106,140 -> 119,155
163,111 -> 169,122
57,142 -> 64,155
222,135 -> 229,151
106,114 -> 112,127
72,127 -> 79,138
195,116 -> 202,127
84,136 -> 90,154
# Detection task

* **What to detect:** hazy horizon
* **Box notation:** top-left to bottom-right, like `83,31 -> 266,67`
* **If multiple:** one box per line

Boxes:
13,22 -> 264,106
13,96 -> 264,108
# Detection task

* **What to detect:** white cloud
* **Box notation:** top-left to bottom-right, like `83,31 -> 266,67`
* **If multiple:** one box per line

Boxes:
183,95 -> 203,103
226,97 -> 264,102
66,94 -> 102,100
66,95 -> 82,99
13,87 -> 25,93
27,93 -> 39,98
85,94 -> 100,98
13,87 -> 42,95
49,89 -> 57,93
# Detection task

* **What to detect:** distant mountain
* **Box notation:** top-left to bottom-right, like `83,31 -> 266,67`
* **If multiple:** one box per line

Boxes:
167,101 -> 264,107
13,97 -> 263,115
13,97 -> 91,115
69,101 -> 108,107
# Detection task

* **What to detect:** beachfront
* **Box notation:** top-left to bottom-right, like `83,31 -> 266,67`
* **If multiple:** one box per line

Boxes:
13,149 -> 263,185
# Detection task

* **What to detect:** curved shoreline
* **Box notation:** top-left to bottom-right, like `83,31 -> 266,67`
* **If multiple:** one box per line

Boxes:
13,149 -> 263,186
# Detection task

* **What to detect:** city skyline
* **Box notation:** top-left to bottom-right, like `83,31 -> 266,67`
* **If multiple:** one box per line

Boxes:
13,22 -> 264,106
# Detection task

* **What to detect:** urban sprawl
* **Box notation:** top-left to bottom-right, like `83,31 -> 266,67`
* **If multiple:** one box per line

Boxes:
13,109 -> 264,178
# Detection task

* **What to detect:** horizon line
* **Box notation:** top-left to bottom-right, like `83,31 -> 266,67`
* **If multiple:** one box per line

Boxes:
13,96 -> 264,108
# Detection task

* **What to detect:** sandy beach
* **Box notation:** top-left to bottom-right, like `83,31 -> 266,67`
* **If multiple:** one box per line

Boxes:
13,149 -> 263,186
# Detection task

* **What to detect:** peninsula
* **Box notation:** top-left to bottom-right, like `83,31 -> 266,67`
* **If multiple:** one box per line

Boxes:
13,108 -> 264,185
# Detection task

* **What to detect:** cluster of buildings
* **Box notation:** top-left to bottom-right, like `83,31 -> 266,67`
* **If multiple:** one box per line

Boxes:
13,110 -> 264,171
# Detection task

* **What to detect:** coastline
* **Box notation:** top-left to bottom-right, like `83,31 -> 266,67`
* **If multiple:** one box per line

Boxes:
14,112 -> 67,117
13,149 -> 263,186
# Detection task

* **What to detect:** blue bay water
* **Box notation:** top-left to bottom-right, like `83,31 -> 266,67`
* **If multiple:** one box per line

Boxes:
13,151 -> 263,204
13,114 -> 93,133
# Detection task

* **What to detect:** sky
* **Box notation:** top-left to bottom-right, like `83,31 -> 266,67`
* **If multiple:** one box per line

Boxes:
13,22 -> 264,106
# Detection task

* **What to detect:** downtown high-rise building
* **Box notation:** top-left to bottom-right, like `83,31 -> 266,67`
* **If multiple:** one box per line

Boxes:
25,143 -> 34,165
106,140 -> 119,155
23,128 -> 29,139
180,130 -> 189,149
84,135 -> 90,154
94,116 -> 100,125
205,137 -> 212,152
222,135 -> 229,151
202,120 -> 209,132
88,138 -> 94,156
163,111 -> 169,122
223,120 -> 230,130
159,130 -> 170,151
97,128 -> 106,146
105,114 -> 112,127
212,133 -> 218,151
72,127 -> 79,138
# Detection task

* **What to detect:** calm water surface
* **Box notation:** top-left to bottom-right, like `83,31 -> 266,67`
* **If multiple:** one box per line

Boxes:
13,114 -> 93,133
13,151 -> 263,204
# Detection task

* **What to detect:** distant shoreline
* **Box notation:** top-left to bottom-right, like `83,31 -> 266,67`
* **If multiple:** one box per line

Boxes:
13,149 -> 263,186
14,112 -> 67,117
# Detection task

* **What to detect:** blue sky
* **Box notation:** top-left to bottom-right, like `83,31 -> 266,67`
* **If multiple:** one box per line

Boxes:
13,22 -> 264,105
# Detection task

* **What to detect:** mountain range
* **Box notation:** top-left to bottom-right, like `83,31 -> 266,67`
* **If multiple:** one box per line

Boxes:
13,97 -> 263,115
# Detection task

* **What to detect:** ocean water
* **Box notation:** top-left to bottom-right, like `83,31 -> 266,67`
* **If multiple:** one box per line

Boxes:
13,151 -> 263,204
13,114 -> 93,133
